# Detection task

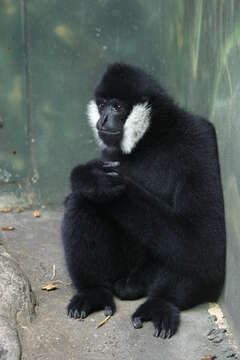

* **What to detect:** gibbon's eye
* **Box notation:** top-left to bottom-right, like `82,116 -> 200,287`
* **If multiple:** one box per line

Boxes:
98,102 -> 105,112
112,103 -> 122,112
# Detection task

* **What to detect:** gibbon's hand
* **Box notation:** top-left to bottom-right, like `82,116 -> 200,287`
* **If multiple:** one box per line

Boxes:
70,160 -> 126,203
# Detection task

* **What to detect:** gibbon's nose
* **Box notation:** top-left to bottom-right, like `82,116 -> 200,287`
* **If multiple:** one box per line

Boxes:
97,113 -> 108,130
97,111 -> 116,132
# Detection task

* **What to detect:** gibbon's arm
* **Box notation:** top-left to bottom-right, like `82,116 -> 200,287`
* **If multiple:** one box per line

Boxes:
123,152 -> 210,222
121,173 -> 209,266
124,175 -> 175,218
124,171 -> 208,222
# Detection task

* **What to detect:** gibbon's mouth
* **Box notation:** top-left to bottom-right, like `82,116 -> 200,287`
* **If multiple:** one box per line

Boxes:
98,129 -> 122,146
98,129 -> 121,136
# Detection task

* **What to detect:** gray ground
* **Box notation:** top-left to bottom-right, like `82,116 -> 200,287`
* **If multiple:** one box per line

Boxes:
0,209 -> 239,360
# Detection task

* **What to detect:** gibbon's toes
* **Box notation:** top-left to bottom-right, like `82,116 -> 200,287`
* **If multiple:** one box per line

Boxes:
153,327 -> 173,338
80,310 -> 87,319
104,305 -> 114,316
132,316 -> 143,329
68,309 -> 75,318
67,289 -> 116,319
152,302 -> 180,339
154,326 -> 176,339
131,299 -> 180,339
73,309 -> 80,319
67,294 -> 83,318
67,295 -> 90,319
68,308 -> 87,320
131,301 -> 152,330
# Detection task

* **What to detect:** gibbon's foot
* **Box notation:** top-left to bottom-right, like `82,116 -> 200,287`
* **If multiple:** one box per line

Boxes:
131,298 -> 180,338
67,288 -> 116,319
114,278 -> 145,300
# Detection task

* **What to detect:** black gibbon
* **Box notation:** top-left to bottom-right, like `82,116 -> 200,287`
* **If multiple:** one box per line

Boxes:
62,63 -> 226,338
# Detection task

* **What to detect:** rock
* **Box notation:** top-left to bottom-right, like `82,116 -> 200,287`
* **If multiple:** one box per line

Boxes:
0,245 -> 36,360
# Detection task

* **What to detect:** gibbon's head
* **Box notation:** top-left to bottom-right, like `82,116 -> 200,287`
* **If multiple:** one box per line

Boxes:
87,63 -> 164,154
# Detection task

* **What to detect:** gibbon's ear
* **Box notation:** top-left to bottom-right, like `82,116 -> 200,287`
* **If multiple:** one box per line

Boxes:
121,102 -> 151,154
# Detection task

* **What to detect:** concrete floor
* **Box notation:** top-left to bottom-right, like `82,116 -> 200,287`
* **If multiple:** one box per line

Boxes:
0,209 -> 238,360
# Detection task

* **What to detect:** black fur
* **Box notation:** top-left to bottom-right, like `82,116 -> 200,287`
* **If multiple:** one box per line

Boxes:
62,63 -> 226,338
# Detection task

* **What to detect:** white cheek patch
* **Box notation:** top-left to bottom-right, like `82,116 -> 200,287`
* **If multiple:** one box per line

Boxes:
121,102 -> 151,154
87,100 -> 105,148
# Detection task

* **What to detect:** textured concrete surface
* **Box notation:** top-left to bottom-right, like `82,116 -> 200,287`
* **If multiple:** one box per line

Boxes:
0,209 -> 239,360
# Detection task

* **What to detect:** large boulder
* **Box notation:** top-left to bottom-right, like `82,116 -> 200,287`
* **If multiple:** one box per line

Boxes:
0,245 -> 36,360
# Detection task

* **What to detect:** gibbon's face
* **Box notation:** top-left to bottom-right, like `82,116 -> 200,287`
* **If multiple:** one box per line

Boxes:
95,97 -> 131,147
87,98 -> 151,154
87,63 -> 154,154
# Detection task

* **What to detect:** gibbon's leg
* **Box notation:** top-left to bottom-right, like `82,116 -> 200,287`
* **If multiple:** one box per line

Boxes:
62,193 -> 125,319
131,272 -> 211,338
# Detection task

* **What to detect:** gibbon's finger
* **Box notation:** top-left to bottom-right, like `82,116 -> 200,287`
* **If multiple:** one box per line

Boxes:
107,171 -> 119,177
102,161 -> 120,168
102,163 -> 121,176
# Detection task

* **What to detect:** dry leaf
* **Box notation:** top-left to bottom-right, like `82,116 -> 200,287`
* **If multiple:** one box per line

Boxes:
96,315 -> 111,329
16,207 -> 24,213
0,208 -> 12,213
201,355 -> 216,360
41,282 -> 58,291
33,210 -> 40,218
2,226 -> 15,231
50,279 -> 72,286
